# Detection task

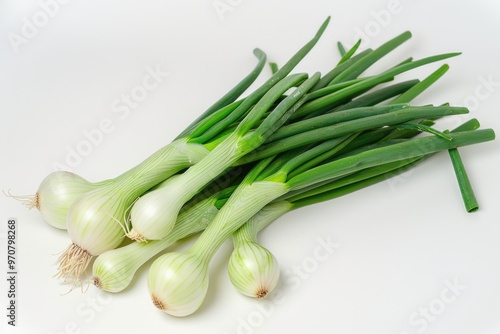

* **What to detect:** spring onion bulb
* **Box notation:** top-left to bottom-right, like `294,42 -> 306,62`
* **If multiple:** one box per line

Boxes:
228,201 -> 292,299
5,171 -> 112,229
228,243 -> 280,299
149,251 -> 209,317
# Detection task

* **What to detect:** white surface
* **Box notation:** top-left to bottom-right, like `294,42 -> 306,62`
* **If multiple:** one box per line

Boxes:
1,1 -> 500,333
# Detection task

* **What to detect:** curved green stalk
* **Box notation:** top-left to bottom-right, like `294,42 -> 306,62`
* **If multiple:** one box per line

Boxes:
287,129 -> 495,191
337,41 -> 347,57
330,31 -> 412,84
391,64 -> 449,104
311,48 -> 373,92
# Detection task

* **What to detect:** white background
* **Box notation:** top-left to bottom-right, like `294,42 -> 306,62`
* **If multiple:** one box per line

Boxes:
1,1 -> 500,333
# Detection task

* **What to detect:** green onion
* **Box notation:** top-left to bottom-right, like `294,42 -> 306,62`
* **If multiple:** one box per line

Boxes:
147,161 -> 289,316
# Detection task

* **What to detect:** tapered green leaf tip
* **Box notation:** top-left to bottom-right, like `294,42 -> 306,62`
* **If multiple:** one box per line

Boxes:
402,30 -> 412,39
253,48 -> 266,59
316,16 -> 331,37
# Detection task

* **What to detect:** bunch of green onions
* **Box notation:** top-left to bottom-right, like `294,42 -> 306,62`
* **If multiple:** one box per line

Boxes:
10,17 -> 495,316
